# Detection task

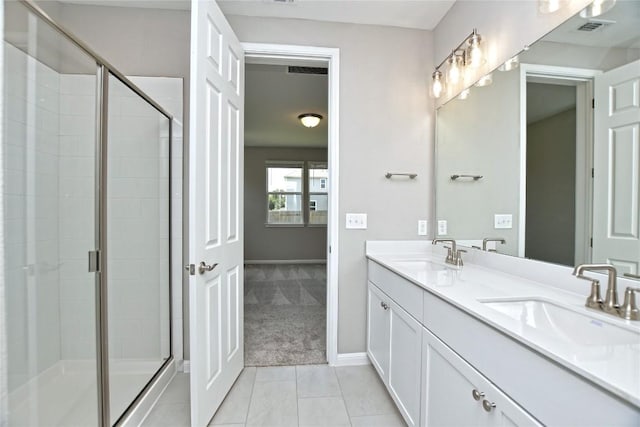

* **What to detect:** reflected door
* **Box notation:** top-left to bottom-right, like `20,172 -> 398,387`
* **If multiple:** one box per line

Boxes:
593,59 -> 640,274
188,0 -> 245,426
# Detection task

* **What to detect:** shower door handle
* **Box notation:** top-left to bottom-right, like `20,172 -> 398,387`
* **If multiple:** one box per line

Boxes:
198,261 -> 218,275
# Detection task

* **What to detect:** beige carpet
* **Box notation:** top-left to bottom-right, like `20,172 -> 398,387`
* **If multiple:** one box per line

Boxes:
244,264 -> 327,366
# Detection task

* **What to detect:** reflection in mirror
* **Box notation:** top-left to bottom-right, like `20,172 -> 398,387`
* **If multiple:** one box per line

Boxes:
436,0 -> 640,277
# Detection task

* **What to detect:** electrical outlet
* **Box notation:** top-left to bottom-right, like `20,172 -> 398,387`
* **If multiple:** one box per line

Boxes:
437,220 -> 447,235
346,213 -> 367,229
418,220 -> 428,236
494,214 -> 513,229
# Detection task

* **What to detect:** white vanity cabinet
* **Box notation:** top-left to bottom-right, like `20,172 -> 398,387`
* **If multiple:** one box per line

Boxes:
367,280 -> 423,427
421,327 -> 540,427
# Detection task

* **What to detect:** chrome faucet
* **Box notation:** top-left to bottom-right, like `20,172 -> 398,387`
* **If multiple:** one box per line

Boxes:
432,239 -> 465,266
573,264 -> 620,316
482,237 -> 506,252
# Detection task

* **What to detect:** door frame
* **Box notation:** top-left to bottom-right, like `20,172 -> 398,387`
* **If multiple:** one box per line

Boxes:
518,64 -> 600,263
242,43 -> 340,366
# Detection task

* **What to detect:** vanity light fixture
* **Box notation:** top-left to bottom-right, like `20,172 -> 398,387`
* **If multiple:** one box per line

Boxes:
298,113 -> 323,128
457,89 -> 471,100
474,73 -> 493,87
430,28 -> 485,99
499,55 -> 520,72
538,0 -> 564,14
580,0 -> 616,18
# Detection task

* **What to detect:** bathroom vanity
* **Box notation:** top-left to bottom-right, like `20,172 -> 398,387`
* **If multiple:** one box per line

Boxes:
366,241 -> 640,427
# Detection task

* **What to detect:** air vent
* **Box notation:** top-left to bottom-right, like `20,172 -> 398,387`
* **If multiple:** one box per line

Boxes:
287,66 -> 328,75
577,19 -> 614,32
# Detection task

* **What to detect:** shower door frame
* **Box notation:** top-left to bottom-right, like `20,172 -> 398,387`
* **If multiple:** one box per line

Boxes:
16,1 -> 176,426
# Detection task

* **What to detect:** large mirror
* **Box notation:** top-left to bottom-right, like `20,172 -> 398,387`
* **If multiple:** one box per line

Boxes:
436,1 -> 640,276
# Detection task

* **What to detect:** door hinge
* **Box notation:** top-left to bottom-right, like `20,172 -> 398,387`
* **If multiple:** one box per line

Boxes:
88,250 -> 101,273
590,238 -> 593,248
591,168 -> 594,178
329,245 -> 332,254
592,98 -> 595,109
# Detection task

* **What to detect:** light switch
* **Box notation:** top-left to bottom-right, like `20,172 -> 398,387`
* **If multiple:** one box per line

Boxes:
437,220 -> 447,236
418,220 -> 428,236
346,213 -> 367,229
494,214 -> 513,229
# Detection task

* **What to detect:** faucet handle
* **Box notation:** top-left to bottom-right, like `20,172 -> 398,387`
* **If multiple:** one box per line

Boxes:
620,287 -> 640,321
575,274 -> 604,310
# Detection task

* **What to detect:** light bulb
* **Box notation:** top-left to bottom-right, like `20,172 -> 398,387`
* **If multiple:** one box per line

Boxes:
499,55 -> 519,72
447,53 -> 462,85
466,31 -> 483,69
474,73 -> 493,87
432,70 -> 444,99
580,0 -> 616,18
539,0 -> 561,14
457,89 -> 471,100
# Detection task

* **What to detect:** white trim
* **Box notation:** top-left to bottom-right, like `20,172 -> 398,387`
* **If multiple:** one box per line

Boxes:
333,352 -> 370,367
518,64 -> 601,259
245,259 -> 327,265
183,360 -> 190,373
242,43 -> 340,366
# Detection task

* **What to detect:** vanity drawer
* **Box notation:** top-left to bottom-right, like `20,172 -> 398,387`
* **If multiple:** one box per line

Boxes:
368,260 -> 423,321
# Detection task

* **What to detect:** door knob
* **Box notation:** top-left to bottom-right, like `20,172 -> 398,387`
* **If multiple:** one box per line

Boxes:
482,399 -> 496,412
198,261 -> 217,275
472,389 -> 485,401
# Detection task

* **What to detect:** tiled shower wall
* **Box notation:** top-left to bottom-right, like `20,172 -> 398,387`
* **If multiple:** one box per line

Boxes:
3,42 -> 62,391
4,42 -> 184,392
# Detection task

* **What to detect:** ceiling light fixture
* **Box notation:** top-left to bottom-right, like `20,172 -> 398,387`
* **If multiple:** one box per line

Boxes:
298,113 -> 323,128
474,73 -> 493,87
580,0 -> 616,18
430,28 -> 485,99
499,55 -> 520,72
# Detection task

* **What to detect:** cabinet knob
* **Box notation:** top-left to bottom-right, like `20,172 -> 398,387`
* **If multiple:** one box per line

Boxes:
380,301 -> 389,310
471,389 -> 485,401
482,399 -> 496,412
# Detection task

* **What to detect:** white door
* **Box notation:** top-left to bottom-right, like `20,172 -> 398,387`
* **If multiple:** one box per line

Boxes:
593,60 -> 640,274
367,283 -> 390,380
188,1 -> 244,426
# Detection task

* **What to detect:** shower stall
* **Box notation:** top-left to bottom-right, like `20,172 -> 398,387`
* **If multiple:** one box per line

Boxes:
2,1 -> 175,425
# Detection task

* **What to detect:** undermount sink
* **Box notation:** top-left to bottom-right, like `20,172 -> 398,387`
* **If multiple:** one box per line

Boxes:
480,298 -> 640,347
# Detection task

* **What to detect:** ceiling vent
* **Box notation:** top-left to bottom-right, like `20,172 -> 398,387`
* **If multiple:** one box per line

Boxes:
287,66 -> 328,75
577,19 -> 614,32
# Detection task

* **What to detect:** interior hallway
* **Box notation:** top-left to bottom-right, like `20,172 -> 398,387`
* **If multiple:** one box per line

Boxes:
244,264 -> 327,366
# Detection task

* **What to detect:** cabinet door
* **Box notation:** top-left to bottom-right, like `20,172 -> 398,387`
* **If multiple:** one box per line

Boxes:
388,299 -> 423,427
422,328 -> 541,427
367,282 -> 390,380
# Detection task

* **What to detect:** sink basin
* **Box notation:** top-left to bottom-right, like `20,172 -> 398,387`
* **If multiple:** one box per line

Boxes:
480,298 -> 640,347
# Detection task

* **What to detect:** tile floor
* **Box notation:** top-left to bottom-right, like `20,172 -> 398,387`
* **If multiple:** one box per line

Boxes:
142,364 -> 406,427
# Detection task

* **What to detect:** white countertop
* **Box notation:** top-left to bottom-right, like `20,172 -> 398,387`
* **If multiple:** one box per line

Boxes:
366,241 -> 640,408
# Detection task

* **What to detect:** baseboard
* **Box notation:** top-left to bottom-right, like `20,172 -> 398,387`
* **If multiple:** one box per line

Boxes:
183,360 -> 190,373
245,259 -> 327,265
332,352 -> 370,367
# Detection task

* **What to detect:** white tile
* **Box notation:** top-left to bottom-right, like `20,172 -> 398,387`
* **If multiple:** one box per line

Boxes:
336,365 -> 397,417
350,412 -> 407,426
255,366 -> 296,383
210,367 -> 256,425
246,380 -> 297,427
158,373 -> 190,405
142,402 -> 190,427
298,397 -> 350,427
296,365 -> 341,398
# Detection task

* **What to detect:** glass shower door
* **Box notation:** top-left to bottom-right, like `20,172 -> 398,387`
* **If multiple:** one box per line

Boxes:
3,2 -> 100,425
106,73 -> 171,424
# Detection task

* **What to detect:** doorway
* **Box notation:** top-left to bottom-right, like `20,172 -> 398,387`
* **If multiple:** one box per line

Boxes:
243,44 -> 340,366
520,65 -> 598,265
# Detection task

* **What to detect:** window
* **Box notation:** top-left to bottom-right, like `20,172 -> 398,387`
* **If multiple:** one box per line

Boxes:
308,162 -> 328,225
265,161 -> 328,226
266,162 -> 303,225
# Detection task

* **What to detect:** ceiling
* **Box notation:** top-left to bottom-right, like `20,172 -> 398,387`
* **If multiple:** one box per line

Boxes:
245,63 -> 328,148
526,83 -> 576,125
60,0 -> 456,30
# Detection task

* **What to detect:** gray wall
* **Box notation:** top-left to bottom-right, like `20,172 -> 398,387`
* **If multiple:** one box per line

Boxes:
245,147 -> 327,262
228,15 -> 435,354
526,107 -> 576,266
436,68 -> 521,255
433,0 -> 592,105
